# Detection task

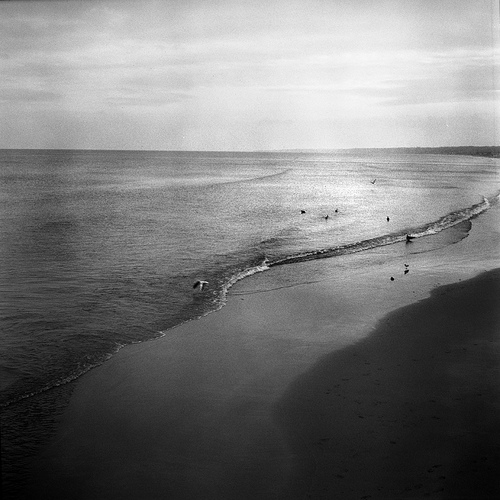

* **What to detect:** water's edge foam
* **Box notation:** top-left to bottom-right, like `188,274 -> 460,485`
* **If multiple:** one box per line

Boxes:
268,195 -> 494,267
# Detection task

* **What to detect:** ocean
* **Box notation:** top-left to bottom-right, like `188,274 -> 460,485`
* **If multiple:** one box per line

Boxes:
1,148 -> 499,494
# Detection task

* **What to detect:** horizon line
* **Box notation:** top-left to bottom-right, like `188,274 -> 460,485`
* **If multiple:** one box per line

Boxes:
1,145 -> 499,154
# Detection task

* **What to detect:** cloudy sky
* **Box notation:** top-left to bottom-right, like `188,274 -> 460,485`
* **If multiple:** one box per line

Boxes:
1,0 -> 498,150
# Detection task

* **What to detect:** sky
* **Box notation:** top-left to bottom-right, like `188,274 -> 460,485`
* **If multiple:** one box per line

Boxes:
1,0 -> 498,151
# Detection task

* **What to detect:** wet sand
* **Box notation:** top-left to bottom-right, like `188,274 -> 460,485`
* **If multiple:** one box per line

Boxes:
27,267 -> 500,499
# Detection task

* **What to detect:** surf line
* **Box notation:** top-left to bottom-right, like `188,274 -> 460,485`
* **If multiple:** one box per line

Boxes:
268,196 -> 492,268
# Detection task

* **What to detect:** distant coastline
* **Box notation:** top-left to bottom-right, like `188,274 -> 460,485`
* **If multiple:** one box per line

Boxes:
276,146 -> 500,158
355,145 -> 500,158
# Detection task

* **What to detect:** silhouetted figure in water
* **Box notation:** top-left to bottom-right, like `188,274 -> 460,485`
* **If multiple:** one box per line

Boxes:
387,216 -> 390,222
301,210 -> 306,214
406,234 -> 414,243
390,276 -> 395,281
335,209 -> 338,213
371,179 -> 376,184
324,215 -> 329,220
404,269 -> 409,275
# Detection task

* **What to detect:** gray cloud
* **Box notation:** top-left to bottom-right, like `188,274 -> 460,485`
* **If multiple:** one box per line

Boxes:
0,0 -> 497,150
0,87 -> 62,103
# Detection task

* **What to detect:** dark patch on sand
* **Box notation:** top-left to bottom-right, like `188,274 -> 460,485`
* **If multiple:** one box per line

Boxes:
275,269 -> 500,499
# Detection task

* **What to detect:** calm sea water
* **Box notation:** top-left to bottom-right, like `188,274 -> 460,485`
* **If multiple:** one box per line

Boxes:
1,149 -> 499,494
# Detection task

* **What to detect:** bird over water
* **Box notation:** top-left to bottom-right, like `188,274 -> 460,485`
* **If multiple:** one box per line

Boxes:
193,280 -> 209,291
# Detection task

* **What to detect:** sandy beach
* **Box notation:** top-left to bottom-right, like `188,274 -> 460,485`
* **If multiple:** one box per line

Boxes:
24,235 -> 500,500
277,268 -> 500,499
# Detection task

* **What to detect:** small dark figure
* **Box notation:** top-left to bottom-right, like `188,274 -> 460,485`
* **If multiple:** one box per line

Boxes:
390,277 -> 395,281
301,210 -> 306,214
371,179 -> 376,184
387,216 -> 390,222
404,269 -> 409,275
325,215 -> 329,220
335,209 -> 338,213
406,234 -> 413,243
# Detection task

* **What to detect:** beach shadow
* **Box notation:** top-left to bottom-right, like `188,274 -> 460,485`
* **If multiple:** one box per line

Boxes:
274,269 -> 500,499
